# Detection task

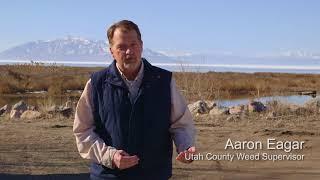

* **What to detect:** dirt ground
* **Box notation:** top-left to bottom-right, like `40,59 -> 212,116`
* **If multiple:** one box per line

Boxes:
0,113 -> 319,180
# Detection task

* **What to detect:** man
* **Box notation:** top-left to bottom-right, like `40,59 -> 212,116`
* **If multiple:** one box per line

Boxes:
73,20 -> 195,180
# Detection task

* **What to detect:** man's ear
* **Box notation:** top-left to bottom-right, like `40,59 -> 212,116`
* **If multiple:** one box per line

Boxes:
109,47 -> 114,58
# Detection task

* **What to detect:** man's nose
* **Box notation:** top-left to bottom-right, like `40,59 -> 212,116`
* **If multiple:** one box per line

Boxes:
125,48 -> 134,55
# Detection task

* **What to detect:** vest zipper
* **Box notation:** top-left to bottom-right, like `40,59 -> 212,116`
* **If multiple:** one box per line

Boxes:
127,87 -> 145,168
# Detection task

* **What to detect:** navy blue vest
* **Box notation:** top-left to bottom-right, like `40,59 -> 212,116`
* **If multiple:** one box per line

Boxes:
90,59 -> 173,180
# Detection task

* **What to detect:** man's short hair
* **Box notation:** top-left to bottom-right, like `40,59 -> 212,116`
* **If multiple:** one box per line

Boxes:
107,20 -> 142,46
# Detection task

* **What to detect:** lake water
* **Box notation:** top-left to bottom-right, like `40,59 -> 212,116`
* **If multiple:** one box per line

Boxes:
217,95 -> 319,107
1,94 -> 318,109
1,60 -> 320,74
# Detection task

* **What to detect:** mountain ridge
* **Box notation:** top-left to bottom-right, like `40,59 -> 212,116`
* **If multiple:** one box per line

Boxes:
1,36 -> 320,66
0,36 -> 176,63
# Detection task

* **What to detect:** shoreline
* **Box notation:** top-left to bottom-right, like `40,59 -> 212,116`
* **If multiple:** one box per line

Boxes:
1,61 -> 320,74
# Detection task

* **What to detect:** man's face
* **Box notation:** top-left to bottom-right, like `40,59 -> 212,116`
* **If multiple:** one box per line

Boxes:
109,28 -> 143,74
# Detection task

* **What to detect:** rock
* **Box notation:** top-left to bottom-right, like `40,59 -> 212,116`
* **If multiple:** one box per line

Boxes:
20,110 -> 42,119
209,107 -> 229,115
10,110 -> 21,119
229,105 -> 245,115
10,101 -> 28,119
0,104 -> 11,116
0,108 -> 4,116
59,107 -> 73,118
248,101 -> 267,113
12,100 -> 28,111
46,105 -> 73,117
188,100 -> 215,115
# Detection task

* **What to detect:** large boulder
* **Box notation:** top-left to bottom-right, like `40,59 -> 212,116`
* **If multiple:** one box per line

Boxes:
248,101 -> 267,113
10,101 -> 28,119
12,100 -> 28,111
188,100 -> 216,115
0,104 -> 11,116
20,110 -> 42,119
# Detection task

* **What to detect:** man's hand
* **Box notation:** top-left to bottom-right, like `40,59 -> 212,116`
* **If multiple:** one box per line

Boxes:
176,146 -> 196,163
112,150 -> 139,170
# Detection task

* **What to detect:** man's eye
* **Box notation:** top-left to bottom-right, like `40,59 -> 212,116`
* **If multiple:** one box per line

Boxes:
131,43 -> 139,48
118,46 -> 126,51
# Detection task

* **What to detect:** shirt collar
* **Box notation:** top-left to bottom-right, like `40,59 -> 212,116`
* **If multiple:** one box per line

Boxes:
116,60 -> 144,82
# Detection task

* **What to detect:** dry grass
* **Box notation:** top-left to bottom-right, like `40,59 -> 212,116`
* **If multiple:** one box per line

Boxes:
0,64 -> 101,95
173,72 -> 320,102
0,64 -> 320,102
36,98 -> 56,113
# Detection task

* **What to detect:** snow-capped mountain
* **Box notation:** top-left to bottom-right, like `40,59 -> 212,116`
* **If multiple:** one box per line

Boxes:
0,36 -> 175,63
0,36 -> 109,61
1,36 -> 319,66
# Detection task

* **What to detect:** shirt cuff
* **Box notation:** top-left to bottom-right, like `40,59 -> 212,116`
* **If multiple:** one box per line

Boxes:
101,147 -> 117,169
173,129 -> 195,153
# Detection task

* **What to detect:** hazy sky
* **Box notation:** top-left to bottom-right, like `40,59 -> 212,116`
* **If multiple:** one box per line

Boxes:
1,0 -> 319,54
